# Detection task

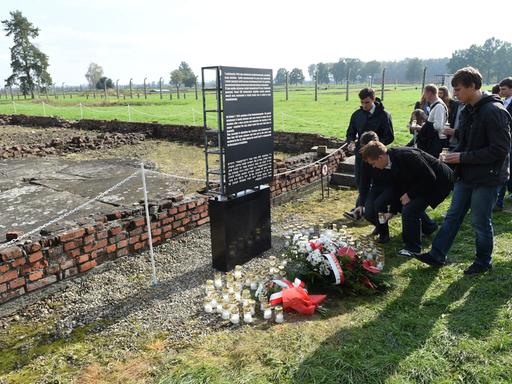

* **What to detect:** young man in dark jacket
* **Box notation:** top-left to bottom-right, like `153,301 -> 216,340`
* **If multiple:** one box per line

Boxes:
495,77 -> 512,210
417,67 -> 511,274
355,131 -> 394,243
361,142 -> 453,256
345,88 -> 394,217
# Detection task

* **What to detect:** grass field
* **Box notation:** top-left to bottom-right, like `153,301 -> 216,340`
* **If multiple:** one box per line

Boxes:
0,84 -> 427,146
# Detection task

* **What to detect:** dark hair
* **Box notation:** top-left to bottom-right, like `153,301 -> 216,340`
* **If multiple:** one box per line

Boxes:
451,67 -> 482,90
499,77 -> 512,88
358,87 -> 375,100
424,84 -> 438,95
491,84 -> 501,95
411,109 -> 427,125
361,141 -> 387,161
359,131 -> 379,147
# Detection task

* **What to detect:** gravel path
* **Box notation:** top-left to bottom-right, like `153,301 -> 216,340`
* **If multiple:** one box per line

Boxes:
0,225 -> 285,349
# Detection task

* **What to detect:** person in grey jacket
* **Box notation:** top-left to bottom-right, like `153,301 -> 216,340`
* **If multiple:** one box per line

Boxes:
417,67 -> 511,274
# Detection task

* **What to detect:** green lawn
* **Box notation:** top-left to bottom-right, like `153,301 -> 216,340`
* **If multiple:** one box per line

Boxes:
0,84 -> 426,146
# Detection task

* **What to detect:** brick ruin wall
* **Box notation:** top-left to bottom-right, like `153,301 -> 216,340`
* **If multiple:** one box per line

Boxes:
0,114 -> 347,303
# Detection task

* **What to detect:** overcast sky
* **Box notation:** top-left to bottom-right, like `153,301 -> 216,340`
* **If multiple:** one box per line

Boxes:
0,0 -> 510,85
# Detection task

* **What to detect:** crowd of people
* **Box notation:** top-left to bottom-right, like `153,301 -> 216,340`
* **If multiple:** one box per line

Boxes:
344,67 -> 512,275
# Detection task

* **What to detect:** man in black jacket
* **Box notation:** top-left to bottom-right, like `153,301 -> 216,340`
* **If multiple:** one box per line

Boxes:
355,131 -> 393,243
346,88 -> 394,212
417,67 -> 511,275
495,77 -> 512,209
361,142 -> 454,257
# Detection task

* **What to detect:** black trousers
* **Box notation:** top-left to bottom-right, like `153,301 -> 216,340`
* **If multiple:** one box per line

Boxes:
401,197 -> 437,253
364,184 -> 394,236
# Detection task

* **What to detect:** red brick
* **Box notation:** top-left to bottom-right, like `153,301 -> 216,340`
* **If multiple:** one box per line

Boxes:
191,214 -> 200,222
178,204 -> 187,213
152,228 -> 162,237
162,217 -> 175,225
129,227 -> 143,237
11,257 -> 26,267
79,260 -> 97,273
163,231 -> 173,239
27,275 -> 57,292
200,212 -> 208,218
67,249 -> 81,258
168,207 -> 178,215
175,227 -> 186,234
118,240 -> 128,248
106,244 -> 117,254
0,269 -> 18,284
175,212 -> 187,220
83,235 -> 95,245
133,242 -> 144,251
129,236 -> 140,245
187,202 -> 196,209
29,243 -> 42,253
58,229 -> 85,243
140,233 -> 148,241
85,225 -> 96,235
63,242 -> 78,251
28,251 -> 43,263
78,254 -> 89,264
60,259 -> 75,270
152,236 -> 161,244
9,277 -> 25,289
162,225 -> 173,233
96,231 -> 108,240
94,239 -> 108,250
155,212 -> 168,220
90,251 -> 97,259
172,221 -> 182,229
83,243 -> 95,253
198,217 -> 210,225
28,271 -> 43,281
182,218 -> 191,225
0,283 -> 6,293
0,247 -> 22,262
108,226 -> 122,236
116,248 -> 128,257
131,217 -> 145,228
193,205 -> 207,214
0,264 -> 9,273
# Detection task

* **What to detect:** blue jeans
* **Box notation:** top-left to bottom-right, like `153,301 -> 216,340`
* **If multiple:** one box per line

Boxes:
430,181 -> 497,267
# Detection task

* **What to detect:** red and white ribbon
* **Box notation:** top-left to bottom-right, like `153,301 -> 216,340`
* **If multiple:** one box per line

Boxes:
324,253 -> 345,285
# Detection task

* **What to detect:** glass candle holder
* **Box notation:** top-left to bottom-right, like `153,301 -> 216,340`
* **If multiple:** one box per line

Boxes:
213,272 -> 223,289
243,309 -> 254,323
216,302 -> 224,314
250,279 -> 258,290
275,305 -> 284,323
221,305 -> 230,320
230,306 -> 240,325
268,255 -> 277,267
258,294 -> 267,311
222,287 -> 230,303
263,304 -> 272,320
234,265 -> 243,280
203,297 -> 213,313
248,299 -> 256,315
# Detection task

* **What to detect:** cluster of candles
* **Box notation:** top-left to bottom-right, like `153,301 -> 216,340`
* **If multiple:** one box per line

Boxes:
283,223 -> 385,271
203,257 -> 286,325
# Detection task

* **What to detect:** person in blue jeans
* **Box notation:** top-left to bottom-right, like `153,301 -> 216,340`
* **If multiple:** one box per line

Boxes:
416,67 -> 511,275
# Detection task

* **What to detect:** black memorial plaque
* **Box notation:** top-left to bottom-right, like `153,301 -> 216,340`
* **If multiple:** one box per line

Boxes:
221,66 -> 274,195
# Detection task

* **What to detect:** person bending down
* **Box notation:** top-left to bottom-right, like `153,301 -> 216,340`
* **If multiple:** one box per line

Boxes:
361,141 -> 454,257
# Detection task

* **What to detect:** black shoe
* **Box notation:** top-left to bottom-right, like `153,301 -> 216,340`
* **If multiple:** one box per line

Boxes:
415,252 -> 445,267
377,234 -> 390,244
343,209 -> 362,221
463,262 -> 492,275
397,248 -> 420,258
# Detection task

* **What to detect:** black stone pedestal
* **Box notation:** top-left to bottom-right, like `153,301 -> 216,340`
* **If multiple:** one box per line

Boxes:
209,187 -> 271,272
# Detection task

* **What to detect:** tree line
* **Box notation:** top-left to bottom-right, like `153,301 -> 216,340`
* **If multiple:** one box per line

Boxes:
2,10 -> 511,97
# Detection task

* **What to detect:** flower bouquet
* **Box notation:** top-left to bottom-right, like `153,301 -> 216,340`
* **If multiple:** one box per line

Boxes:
281,224 -> 386,294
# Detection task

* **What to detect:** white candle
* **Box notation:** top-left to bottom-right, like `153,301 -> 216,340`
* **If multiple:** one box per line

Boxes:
204,303 -> 213,313
243,312 -> 253,323
221,309 -> 230,320
264,308 -> 272,319
250,281 -> 257,290
230,313 -> 240,324
275,313 -> 284,323
214,279 -> 222,289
